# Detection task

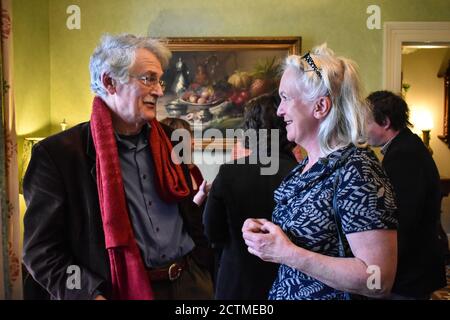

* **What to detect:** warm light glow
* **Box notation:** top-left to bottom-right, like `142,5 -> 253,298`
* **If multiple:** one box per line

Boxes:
411,108 -> 434,131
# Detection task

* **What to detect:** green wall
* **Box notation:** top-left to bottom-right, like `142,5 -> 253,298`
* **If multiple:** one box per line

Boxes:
13,0 -> 50,179
10,0 -> 450,236
13,0 -> 50,137
13,0 -> 450,132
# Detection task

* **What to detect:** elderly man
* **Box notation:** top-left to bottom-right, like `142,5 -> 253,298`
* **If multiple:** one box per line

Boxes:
23,34 -> 213,300
366,90 -> 446,299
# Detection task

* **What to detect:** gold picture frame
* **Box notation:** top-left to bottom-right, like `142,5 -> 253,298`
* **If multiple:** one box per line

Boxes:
158,37 -> 301,149
438,59 -> 450,149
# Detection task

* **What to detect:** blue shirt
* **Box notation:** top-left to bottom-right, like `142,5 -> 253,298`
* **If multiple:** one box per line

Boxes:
115,125 -> 194,268
269,144 -> 398,300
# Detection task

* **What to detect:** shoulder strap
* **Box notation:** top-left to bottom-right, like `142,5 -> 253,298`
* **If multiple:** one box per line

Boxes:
331,149 -> 353,301
332,169 -> 350,258
331,147 -> 355,258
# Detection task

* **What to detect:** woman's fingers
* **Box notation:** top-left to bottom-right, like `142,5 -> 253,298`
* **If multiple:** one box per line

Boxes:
242,230 -> 260,243
242,218 -> 262,232
242,218 -> 272,232
247,246 -> 262,259
260,220 -> 277,233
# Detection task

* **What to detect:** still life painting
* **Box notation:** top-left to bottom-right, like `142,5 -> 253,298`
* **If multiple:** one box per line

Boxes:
158,37 -> 301,148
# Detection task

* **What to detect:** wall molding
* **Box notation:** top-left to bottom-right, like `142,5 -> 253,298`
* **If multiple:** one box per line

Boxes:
383,21 -> 450,92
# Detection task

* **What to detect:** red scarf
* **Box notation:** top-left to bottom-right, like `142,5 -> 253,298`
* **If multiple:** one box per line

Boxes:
189,165 -> 204,191
90,96 -> 190,299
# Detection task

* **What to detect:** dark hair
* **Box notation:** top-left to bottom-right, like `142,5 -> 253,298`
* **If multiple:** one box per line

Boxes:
242,91 -> 295,155
366,90 -> 412,130
160,117 -> 192,132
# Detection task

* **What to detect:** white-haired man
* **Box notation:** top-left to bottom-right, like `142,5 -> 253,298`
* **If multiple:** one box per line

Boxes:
23,34 -> 213,300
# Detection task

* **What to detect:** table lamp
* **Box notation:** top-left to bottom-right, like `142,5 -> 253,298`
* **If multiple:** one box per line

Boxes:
20,137 -> 44,193
413,109 -> 434,155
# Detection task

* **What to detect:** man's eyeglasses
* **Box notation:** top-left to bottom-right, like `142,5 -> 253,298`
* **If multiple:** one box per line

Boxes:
129,74 -> 166,90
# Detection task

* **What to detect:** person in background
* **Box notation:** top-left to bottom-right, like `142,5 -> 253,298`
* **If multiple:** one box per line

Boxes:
366,90 -> 446,300
243,44 -> 398,300
22,34 -> 213,300
203,92 -> 298,299
160,117 -> 205,192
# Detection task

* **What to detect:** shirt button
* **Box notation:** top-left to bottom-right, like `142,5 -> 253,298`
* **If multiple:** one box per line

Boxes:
156,227 -> 160,232
142,174 -> 147,180
148,200 -> 152,206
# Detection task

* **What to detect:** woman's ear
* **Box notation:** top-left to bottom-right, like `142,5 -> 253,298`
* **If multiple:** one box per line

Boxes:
102,73 -> 116,95
313,95 -> 332,120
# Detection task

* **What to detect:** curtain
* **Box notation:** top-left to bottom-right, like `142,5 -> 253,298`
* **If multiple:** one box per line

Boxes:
0,0 -> 22,300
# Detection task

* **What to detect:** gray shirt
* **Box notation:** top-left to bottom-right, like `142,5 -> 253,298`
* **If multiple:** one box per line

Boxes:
115,125 -> 194,268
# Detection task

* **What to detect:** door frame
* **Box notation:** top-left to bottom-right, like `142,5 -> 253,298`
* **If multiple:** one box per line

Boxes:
383,21 -> 450,92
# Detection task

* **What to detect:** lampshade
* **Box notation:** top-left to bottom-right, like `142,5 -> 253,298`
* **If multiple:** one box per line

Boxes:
411,109 -> 434,131
20,137 -> 44,194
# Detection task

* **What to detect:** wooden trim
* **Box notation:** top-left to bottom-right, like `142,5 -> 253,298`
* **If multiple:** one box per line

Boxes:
438,65 -> 450,148
383,22 -> 450,92
165,37 -> 301,55
162,36 -> 301,150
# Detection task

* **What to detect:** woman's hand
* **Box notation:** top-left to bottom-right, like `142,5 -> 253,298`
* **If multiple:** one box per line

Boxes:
193,180 -> 211,206
242,218 -> 295,264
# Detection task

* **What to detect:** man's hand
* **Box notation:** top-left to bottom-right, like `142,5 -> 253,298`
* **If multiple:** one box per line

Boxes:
94,295 -> 106,300
193,180 -> 211,206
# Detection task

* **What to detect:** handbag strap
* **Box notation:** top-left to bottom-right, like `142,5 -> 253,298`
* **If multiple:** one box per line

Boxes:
332,169 -> 347,258
330,147 -> 355,258
330,147 -> 356,300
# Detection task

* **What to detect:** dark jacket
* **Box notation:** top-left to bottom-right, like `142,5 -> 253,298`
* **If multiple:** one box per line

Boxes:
22,122 -> 212,300
203,153 -> 297,299
384,128 -> 446,297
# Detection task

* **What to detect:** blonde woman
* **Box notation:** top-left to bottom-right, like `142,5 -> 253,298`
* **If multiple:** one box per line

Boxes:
242,44 -> 398,300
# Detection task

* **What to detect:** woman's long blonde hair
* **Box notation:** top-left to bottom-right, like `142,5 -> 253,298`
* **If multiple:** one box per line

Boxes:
284,44 -> 368,156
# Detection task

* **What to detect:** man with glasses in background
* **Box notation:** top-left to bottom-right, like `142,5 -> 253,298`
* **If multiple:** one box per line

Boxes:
22,34 -> 213,300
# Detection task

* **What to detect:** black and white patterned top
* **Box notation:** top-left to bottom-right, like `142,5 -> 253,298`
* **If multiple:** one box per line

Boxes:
269,144 -> 398,300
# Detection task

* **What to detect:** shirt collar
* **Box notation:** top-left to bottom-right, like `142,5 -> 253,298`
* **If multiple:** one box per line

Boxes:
380,134 -> 397,155
293,144 -> 355,181
115,123 -> 150,151
276,144 -> 357,203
